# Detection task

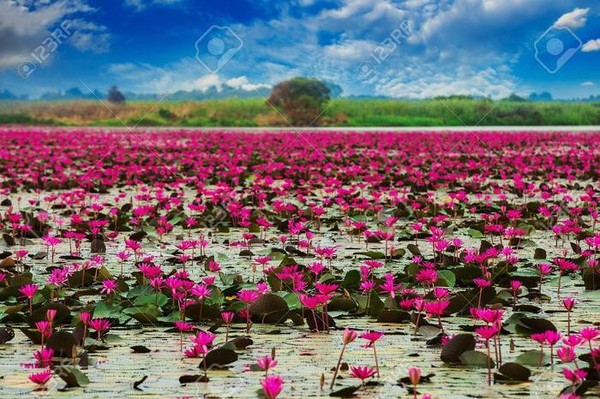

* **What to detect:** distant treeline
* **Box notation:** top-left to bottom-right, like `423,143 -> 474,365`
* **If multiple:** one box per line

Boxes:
1,98 -> 599,127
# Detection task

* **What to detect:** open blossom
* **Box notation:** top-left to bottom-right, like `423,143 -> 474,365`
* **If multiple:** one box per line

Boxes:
350,365 -> 376,383
35,321 -> 52,338
237,289 -> 260,303
29,370 -> 52,385
34,348 -> 54,366
101,279 -> 118,295
19,283 -> 38,299
579,327 -> 600,342
562,368 -> 587,383
191,331 -> 216,347
89,318 -> 111,340
476,325 -> 499,340
261,375 -> 283,399
256,356 -> 278,372
424,300 -> 449,316
557,347 -> 576,362
359,331 -> 384,347
174,321 -> 193,332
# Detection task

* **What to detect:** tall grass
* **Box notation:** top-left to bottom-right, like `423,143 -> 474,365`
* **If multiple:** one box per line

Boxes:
1,98 -> 599,127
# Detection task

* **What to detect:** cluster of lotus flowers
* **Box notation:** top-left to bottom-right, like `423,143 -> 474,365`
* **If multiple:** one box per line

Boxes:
0,129 -> 599,398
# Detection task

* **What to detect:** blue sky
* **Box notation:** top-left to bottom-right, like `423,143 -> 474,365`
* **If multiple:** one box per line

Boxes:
1,0 -> 599,99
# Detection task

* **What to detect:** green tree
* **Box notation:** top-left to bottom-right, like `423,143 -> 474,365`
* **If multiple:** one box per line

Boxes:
107,85 -> 126,104
266,77 -> 331,126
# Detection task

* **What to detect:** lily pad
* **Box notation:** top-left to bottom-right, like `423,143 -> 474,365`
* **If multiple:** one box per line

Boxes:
441,334 -> 476,363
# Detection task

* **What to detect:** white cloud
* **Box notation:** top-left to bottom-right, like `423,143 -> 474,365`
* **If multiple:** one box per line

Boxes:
377,66 -> 517,99
554,8 -> 589,29
225,76 -> 270,91
220,0 -> 557,98
581,81 -> 595,87
67,19 -> 110,53
582,39 -> 600,52
0,0 -> 109,70
124,0 -> 184,11
322,40 -> 376,62
108,60 -> 269,93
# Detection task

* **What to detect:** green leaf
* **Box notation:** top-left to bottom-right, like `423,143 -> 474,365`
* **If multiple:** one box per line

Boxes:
123,305 -> 160,325
355,251 -> 386,259
318,273 -> 336,283
55,366 -> 90,387
219,272 -> 235,286
405,263 -> 420,276
93,301 -> 123,319
437,270 -> 456,287
468,228 -> 484,239
367,290 -> 385,317
282,292 -> 301,310
341,270 -> 360,289
517,223 -> 535,235
459,350 -> 495,368
103,333 -> 122,343
391,248 -> 406,259
134,293 -> 168,308
126,285 -> 153,299
516,350 -> 549,367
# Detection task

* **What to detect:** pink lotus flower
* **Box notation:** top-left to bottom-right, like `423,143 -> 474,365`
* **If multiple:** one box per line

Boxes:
476,325 -> 498,340
350,365 -> 376,384
342,328 -> 357,345
562,368 -> 587,383
29,370 -> 52,386
101,279 -> 118,295
19,283 -> 38,314
562,297 -> 576,311
89,318 -> 110,341
359,331 -> 384,347
580,327 -> 599,342
34,348 -> 54,367
261,375 -> 283,399
46,309 -> 57,323
256,355 -> 278,375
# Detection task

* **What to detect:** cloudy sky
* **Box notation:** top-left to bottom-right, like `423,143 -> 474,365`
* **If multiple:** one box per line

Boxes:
1,0 -> 599,99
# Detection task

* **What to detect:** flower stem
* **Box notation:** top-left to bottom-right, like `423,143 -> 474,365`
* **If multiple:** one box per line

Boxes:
330,344 -> 346,390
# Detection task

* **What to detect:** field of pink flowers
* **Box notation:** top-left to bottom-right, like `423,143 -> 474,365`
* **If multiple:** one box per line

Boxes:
0,129 -> 598,398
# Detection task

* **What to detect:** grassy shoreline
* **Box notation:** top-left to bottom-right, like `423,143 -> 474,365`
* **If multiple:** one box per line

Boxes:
1,98 -> 599,127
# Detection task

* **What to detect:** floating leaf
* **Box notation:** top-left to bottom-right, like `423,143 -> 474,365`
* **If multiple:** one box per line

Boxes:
131,345 -> 151,353
459,350 -> 495,368
355,251 -> 386,259
468,228 -> 484,239
515,350 -> 549,367
437,270 -> 456,288
199,347 -> 238,369
377,310 -> 411,323
534,248 -> 546,260
441,334 -> 476,363
341,270 -> 360,289
0,326 -> 15,344
46,331 -> 77,358
494,363 -> 531,382
179,374 -> 209,384
516,317 -> 557,334
330,385 -> 360,397
55,366 -> 90,387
